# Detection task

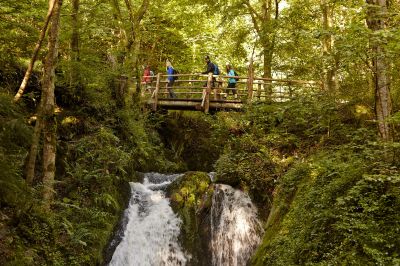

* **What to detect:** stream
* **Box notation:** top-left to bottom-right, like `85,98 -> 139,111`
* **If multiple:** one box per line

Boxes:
109,173 -> 263,266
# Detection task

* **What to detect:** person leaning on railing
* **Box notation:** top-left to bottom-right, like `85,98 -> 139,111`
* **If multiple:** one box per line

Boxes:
202,55 -> 216,88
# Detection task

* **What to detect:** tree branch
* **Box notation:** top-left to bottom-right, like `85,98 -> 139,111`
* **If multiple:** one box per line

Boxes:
14,0 -> 57,103
243,1 -> 261,35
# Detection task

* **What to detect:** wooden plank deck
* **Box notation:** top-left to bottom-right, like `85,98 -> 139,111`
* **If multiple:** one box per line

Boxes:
146,98 -> 243,111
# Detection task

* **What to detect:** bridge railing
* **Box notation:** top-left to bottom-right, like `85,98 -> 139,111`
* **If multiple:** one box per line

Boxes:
141,72 -> 321,112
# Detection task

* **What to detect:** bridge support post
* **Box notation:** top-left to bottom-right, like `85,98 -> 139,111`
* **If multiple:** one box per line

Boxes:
152,73 -> 161,111
247,60 -> 254,103
257,83 -> 262,100
204,73 -> 212,113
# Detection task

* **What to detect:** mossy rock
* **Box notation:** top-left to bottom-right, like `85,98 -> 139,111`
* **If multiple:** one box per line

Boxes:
167,172 -> 214,266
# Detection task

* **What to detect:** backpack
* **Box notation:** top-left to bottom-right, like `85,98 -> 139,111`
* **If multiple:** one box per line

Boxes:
213,63 -> 220,75
172,68 -> 179,80
233,70 -> 239,81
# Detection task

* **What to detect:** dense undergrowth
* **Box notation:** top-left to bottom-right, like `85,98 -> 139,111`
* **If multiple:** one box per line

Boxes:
1,71 -> 400,264
252,145 -> 400,265
209,95 -> 400,265
0,79 -> 183,264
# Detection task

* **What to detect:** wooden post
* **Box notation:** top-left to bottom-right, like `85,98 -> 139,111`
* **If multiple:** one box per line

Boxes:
257,83 -> 262,100
288,82 -> 293,99
247,60 -> 254,103
205,73 -> 212,113
152,73 -> 161,111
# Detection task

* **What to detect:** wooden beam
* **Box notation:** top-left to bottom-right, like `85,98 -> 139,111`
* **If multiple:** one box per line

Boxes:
152,73 -> 161,111
204,73 -> 213,113
247,60 -> 254,103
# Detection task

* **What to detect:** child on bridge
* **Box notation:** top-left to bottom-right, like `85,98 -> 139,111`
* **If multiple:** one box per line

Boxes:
225,63 -> 238,99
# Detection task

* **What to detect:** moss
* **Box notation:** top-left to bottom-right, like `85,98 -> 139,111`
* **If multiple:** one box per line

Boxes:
167,172 -> 214,266
155,112 -> 227,172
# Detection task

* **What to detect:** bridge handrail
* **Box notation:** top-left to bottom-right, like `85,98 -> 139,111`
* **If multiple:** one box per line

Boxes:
142,73 -> 319,84
141,72 -> 321,112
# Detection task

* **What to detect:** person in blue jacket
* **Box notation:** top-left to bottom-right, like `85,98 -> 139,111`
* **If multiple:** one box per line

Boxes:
226,63 -> 238,99
166,60 -> 177,98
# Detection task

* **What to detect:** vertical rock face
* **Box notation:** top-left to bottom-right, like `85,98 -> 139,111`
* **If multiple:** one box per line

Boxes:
211,184 -> 264,266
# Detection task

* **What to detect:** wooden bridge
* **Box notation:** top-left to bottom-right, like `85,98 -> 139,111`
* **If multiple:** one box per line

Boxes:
141,73 -> 320,113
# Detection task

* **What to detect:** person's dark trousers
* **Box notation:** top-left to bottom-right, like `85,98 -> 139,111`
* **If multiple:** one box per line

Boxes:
227,82 -> 237,97
167,80 -> 177,98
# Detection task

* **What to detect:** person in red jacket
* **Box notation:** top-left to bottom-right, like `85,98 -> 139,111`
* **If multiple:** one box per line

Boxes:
141,65 -> 153,96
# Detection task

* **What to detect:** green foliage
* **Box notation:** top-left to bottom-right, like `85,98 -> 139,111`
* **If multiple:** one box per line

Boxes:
169,171 -> 213,210
0,93 -> 32,207
214,134 -> 277,207
253,143 -> 400,265
1,0 -> 400,264
214,97 -> 368,209
155,111 -> 227,171
116,108 -> 178,172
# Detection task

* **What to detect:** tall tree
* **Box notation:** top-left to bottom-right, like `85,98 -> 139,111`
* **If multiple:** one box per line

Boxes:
25,0 -> 62,205
124,0 -> 150,92
41,0 -> 62,205
244,0 -> 280,79
25,0 -> 58,185
366,0 -> 392,141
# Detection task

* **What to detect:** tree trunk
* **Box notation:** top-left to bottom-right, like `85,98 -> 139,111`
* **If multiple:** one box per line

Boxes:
25,115 -> 43,185
70,0 -> 80,91
366,0 -> 392,141
320,0 -> 337,92
42,0 -> 62,206
261,0 -> 278,96
262,45 -> 273,80
123,0 -> 150,94
261,0 -> 273,80
14,0 -> 57,102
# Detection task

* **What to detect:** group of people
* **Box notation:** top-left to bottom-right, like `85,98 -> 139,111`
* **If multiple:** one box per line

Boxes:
141,55 -> 239,99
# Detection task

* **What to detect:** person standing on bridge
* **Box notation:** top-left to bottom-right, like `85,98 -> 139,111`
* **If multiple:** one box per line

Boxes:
141,64 -> 153,96
202,55 -> 216,88
225,63 -> 238,99
166,60 -> 177,98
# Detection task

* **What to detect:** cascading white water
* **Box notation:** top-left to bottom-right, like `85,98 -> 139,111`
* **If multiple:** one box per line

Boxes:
109,173 -> 189,266
211,184 -> 264,266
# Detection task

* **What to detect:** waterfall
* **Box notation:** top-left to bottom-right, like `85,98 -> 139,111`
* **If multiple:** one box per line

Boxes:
109,173 -> 189,266
211,184 -> 264,266
109,173 -> 263,266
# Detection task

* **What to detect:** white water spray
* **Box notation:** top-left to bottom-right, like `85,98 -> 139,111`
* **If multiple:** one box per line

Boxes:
211,184 -> 264,266
109,173 -> 188,266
